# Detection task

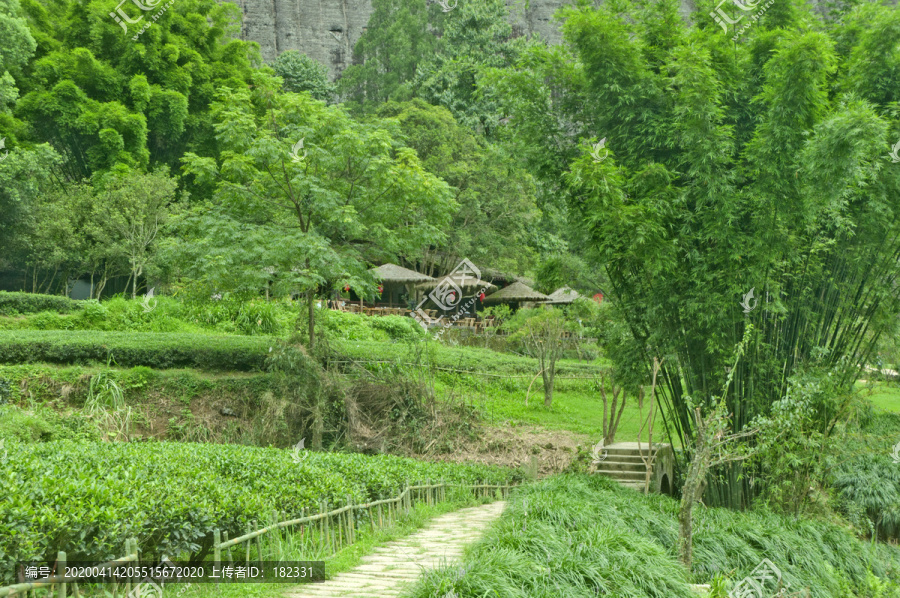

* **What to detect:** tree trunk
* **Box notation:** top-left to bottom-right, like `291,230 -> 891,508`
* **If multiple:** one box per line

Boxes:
542,358 -> 554,407
678,409 -> 709,570
307,289 -> 316,350
312,394 -> 324,450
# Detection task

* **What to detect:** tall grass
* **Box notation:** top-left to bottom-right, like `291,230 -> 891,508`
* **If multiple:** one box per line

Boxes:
405,475 -> 900,598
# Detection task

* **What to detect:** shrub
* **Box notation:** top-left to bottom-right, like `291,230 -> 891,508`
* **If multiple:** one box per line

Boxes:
0,440 -> 520,583
370,315 -> 427,341
0,292 -> 82,316
0,331 -> 274,371
0,405 -> 101,443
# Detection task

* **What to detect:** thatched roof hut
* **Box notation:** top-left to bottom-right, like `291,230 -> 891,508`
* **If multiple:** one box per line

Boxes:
483,281 -> 550,304
546,287 -> 581,305
416,274 -> 497,292
370,263 -> 434,283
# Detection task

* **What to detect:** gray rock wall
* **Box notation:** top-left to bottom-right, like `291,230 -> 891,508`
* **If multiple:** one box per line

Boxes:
227,0 -> 678,79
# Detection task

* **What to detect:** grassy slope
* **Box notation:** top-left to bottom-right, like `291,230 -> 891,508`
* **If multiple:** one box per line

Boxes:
406,475 -> 900,598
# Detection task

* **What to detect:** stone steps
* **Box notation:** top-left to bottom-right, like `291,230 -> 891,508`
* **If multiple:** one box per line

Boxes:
594,442 -> 674,493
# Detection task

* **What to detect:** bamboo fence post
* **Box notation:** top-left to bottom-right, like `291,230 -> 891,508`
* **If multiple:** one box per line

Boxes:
440,478 -> 445,503
377,498 -> 383,528
213,530 -> 221,591
245,523 -> 252,565
327,503 -> 336,553
426,479 -> 431,506
369,504 -> 375,534
319,501 -> 326,553
336,503 -> 343,550
223,531 -> 232,564
346,496 -> 355,544
254,521 -> 262,565
56,551 -> 65,598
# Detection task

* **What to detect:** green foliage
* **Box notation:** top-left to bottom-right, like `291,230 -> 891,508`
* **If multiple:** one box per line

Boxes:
547,2 -> 900,508
0,330 -> 274,370
270,51 -> 335,101
408,475 -> 900,598
0,291 -> 81,315
0,440 -> 519,582
0,404 -> 101,443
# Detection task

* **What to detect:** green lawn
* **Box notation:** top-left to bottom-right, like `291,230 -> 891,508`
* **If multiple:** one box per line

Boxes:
861,381 -> 900,413
432,370 -> 670,441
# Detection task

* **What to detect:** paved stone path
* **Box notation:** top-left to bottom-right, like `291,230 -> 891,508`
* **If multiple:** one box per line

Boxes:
284,501 -> 506,598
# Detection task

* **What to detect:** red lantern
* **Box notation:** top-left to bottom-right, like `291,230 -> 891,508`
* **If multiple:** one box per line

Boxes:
344,285 -> 350,292
593,292 -> 604,305
479,292 -> 485,301
377,285 -> 384,294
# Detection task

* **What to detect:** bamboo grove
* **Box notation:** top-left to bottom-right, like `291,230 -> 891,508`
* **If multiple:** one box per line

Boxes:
549,4 -> 900,506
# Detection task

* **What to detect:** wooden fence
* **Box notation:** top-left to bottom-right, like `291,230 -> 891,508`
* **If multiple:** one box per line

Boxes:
0,480 -> 515,598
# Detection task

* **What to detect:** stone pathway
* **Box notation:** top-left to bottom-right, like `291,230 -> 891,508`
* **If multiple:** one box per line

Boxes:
284,501 -> 505,598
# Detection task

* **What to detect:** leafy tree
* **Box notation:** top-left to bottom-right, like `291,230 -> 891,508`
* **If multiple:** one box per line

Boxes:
557,4 -> 900,509
13,0 -> 257,178
179,73 -> 454,349
95,168 -> 179,297
338,0 -> 435,110
271,51 -> 335,101
508,308 -> 574,407
376,99 -> 539,275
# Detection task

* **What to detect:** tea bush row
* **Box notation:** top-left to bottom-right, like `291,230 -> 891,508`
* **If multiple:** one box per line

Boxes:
0,440 -> 519,584
0,292 -> 82,316
0,330 -> 275,371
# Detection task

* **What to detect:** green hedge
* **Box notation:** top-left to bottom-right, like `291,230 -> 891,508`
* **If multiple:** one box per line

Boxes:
0,440 -> 519,583
0,292 -> 82,316
0,331 -> 275,371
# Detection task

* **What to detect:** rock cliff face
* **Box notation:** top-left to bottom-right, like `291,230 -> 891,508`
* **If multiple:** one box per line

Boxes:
227,0 -> 696,79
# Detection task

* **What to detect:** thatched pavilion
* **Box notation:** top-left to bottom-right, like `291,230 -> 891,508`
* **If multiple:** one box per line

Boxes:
370,263 -> 434,307
546,287 -> 581,305
483,281 -> 550,310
